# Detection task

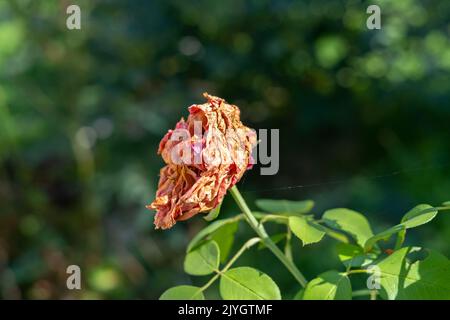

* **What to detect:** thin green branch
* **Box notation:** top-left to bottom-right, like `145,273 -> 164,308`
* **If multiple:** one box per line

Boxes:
230,186 -> 308,287
352,289 -> 378,299
285,226 -> 293,262
346,269 -> 369,275
352,289 -> 372,297
196,238 -> 261,293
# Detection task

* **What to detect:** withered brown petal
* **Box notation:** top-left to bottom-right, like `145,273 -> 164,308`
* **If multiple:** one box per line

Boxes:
148,93 -> 255,229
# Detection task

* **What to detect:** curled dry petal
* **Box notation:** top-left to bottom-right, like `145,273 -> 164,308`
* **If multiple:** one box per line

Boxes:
147,93 -> 256,229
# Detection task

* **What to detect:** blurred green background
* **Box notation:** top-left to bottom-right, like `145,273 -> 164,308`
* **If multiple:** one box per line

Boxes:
0,0 -> 449,299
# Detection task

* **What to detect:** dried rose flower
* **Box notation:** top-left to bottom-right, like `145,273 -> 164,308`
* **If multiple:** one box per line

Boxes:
147,93 -> 256,229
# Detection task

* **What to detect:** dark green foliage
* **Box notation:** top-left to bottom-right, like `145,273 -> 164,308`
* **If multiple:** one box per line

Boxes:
162,199 -> 450,300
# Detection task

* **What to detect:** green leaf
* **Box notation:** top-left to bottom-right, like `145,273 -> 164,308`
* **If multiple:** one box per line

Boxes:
252,211 -> 292,224
394,229 -> 406,250
204,202 -> 222,221
336,243 -> 375,268
400,204 -> 438,228
184,240 -> 220,276
289,216 -> 325,246
302,270 -> 352,300
255,199 -> 314,214
365,204 -> 439,251
220,267 -> 281,300
257,214 -> 291,225
187,216 -> 242,252
211,222 -> 238,263
320,225 -> 350,243
364,224 -> 405,252
442,201 -> 450,206
293,289 -> 304,300
376,247 -> 450,300
159,285 -> 205,300
323,208 -> 374,248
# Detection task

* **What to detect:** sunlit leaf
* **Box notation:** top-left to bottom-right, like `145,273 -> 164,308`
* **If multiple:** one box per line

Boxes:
364,224 -> 405,252
376,247 -> 450,300
336,243 -> 375,268
289,216 -> 325,246
365,204 -> 439,251
220,267 -> 281,300
302,270 -> 352,300
184,240 -> 220,275
323,208 -> 374,247
159,285 -> 204,300
401,204 -> 438,228
293,289 -> 304,300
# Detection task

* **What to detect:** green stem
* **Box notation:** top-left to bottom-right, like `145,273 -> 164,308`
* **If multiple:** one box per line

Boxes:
285,226 -> 293,262
351,289 -> 372,297
197,238 -> 261,293
352,289 -> 378,299
316,223 -> 350,243
222,238 -> 261,271
429,206 -> 450,212
198,273 -> 220,293
394,230 -> 406,250
370,290 -> 377,300
346,269 -> 369,275
393,205 -> 450,251
230,186 -> 307,287
259,214 -> 289,225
